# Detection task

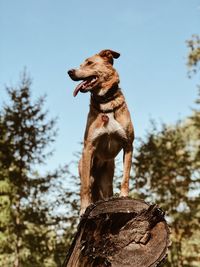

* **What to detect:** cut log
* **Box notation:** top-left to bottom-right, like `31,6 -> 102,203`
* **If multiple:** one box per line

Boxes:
62,198 -> 170,267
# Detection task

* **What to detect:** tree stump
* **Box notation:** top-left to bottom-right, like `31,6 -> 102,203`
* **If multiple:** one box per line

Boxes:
62,198 -> 170,267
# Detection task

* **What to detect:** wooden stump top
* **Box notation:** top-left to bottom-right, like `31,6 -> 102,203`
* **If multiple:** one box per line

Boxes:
63,198 -> 170,267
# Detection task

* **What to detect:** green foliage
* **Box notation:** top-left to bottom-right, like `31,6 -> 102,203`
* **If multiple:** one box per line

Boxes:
187,35 -> 200,76
0,73 -> 79,267
190,88 -> 200,170
135,123 -> 192,205
133,121 -> 200,266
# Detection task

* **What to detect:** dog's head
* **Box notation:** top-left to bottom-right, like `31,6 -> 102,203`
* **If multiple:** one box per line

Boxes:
68,49 -> 120,97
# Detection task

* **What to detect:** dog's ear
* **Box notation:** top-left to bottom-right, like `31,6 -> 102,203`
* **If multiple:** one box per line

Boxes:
99,49 -> 120,64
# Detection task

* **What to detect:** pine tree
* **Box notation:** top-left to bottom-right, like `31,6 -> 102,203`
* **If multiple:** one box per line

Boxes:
0,73 -> 59,267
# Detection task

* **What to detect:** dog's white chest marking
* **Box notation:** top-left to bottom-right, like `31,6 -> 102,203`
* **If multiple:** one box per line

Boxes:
92,113 -> 127,141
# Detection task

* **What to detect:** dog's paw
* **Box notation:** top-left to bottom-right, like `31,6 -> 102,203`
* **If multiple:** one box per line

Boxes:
119,190 -> 129,198
80,207 -> 87,216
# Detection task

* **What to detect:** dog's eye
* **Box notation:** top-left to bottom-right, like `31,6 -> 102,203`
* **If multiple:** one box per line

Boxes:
86,61 -> 93,65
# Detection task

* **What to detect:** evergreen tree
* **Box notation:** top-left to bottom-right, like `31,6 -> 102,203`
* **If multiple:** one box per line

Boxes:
0,73 -> 70,267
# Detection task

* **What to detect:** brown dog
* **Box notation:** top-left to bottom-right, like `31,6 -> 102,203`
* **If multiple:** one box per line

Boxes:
68,49 -> 134,215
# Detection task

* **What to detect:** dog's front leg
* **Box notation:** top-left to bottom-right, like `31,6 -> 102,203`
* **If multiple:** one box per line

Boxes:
120,144 -> 133,197
80,142 -> 95,215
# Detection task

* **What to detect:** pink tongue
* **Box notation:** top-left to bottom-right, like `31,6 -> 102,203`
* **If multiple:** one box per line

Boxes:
73,80 -> 87,97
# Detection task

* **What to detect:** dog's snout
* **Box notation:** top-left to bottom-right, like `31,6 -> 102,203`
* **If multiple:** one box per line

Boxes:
68,69 -> 75,77
68,69 -> 81,81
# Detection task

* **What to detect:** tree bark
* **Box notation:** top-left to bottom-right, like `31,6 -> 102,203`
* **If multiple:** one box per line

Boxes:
63,198 -> 170,267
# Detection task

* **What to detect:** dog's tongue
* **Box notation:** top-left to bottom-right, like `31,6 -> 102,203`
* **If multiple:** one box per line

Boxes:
73,80 -> 87,97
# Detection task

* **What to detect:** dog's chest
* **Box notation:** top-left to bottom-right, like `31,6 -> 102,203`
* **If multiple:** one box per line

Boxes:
92,113 -> 127,141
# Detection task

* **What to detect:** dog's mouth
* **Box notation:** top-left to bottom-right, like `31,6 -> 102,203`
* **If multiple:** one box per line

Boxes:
73,76 -> 98,97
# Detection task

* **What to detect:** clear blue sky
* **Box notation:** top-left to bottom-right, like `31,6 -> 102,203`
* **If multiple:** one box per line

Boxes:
0,0 -> 200,173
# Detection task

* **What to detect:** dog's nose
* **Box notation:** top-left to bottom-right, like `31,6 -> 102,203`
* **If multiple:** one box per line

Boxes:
68,69 -> 75,77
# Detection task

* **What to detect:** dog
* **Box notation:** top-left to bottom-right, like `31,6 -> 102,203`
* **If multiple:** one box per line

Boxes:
68,49 -> 134,215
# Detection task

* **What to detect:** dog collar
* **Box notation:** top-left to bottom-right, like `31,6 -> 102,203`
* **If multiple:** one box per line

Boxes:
99,102 -> 125,114
91,97 -> 125,114
91,84 -> 119,104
